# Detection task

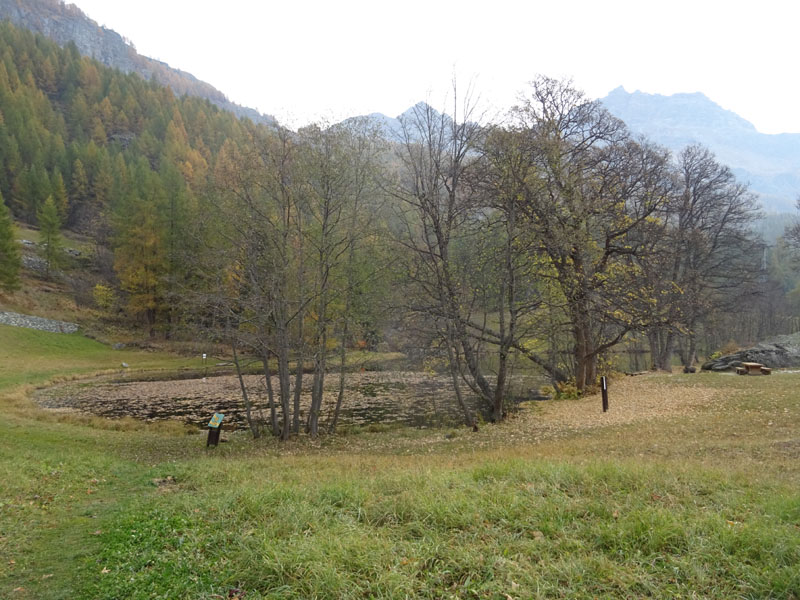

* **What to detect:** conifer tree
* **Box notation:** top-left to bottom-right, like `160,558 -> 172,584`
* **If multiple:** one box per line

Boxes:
20,163 -> 51,222
0,190 -> 21,292
69,158 -> 88,226
37,194 -> 62,278
51,169 -> 68,219
114,195 -> 167,337
93,154 -> 113,207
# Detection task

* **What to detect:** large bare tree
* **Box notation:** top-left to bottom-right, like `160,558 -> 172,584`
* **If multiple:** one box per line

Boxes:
391,93 -> 493,425
499,76 -> 674,391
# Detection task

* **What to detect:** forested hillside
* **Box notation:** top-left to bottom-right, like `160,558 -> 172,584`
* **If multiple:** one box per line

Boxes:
0,0 -> 275,125
0,19 -> 258,222
0,19 -> 289,348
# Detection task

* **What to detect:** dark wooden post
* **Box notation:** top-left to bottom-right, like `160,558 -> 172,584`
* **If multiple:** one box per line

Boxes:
206,426 -> 221,447
601,376 -> 609,412
206,412 -> 224,447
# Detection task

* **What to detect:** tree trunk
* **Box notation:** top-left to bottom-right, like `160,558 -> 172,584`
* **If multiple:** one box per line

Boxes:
147,308 -> 156,339
585,353 -> 597,388
492,345 -> 508,423
648,329 -> 674,371
686,334 -> 698,368
276,330 -> 292,441
330,310 -> 350,434
292,352 -> 303,434
445,325 -> 475,429
262,349 -> 279,436
232,342 -> 259,439
292,275 -> 305,435
677,319 -> 698,368
308,324 -> 327,438
574,322 -> 590,393
492,268 -> 512,423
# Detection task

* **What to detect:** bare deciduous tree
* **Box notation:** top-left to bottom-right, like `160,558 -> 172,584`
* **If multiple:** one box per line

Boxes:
644,144 -> 762,369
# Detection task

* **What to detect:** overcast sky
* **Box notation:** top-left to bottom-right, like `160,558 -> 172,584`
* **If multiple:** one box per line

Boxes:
70,0 -> 800,134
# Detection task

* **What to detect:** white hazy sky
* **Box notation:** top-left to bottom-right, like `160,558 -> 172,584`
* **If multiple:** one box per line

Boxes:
70,0 -> 800,134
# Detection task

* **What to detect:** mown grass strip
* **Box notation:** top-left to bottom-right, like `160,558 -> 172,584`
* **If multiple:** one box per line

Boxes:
80,457 -> 800,599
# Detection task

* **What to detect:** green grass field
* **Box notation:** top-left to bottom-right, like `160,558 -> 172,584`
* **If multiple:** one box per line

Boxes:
0,325 -> 203,392
1,324 -> 799,599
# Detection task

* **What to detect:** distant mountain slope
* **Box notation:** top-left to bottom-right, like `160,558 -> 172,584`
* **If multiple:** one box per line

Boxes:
343,103 -> 452,141
601,87 -> 800,212
0,0 -> 275,126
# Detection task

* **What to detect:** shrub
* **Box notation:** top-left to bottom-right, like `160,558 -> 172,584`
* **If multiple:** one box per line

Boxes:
556,378 -> 581,399
709,340 -> 741,361
720,340 -> 740,355
92,283 -> 116,310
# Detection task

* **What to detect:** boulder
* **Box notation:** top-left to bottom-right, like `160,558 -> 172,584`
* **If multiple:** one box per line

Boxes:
701,332 -> 800,371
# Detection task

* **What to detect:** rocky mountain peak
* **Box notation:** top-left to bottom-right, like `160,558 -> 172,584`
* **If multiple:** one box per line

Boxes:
601,87 -> 800,212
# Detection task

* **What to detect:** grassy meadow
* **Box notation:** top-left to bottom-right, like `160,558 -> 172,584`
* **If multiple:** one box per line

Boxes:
1,323 -> 799,598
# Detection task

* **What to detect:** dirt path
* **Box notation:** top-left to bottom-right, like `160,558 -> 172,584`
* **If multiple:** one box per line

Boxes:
527,374 -> 722,435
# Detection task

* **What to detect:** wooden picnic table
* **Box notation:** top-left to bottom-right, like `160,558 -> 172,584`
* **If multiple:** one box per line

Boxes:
736,362 -> 772,375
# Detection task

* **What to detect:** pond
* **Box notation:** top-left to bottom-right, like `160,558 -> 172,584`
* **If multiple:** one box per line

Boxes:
36,371 -> 550,430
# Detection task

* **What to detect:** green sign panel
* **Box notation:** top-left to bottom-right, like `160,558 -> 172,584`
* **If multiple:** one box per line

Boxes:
208,413 -> 224,428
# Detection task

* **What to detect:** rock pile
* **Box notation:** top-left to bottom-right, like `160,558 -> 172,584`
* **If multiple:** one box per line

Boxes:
0,311 -> 79,334
701,332 -> 800,371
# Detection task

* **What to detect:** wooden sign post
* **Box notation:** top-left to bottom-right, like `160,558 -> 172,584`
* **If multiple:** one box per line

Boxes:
206,412 -> 224,447
601,376 -> 609,413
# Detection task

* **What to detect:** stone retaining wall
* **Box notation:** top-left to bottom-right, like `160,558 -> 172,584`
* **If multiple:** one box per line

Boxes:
0,311 -> 79,334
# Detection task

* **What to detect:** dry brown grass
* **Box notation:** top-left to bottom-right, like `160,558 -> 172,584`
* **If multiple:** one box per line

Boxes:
19,357 -> 800,486
227,370 -> 799,487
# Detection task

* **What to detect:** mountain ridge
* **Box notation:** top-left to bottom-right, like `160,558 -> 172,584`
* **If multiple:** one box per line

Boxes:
601,87 -> 800,212
0,0 -> 276,126
342,103 -> 450,141
362,91 -> 800,213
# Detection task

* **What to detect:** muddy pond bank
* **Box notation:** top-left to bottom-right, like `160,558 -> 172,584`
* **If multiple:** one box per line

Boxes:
36,371 -> 548,430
